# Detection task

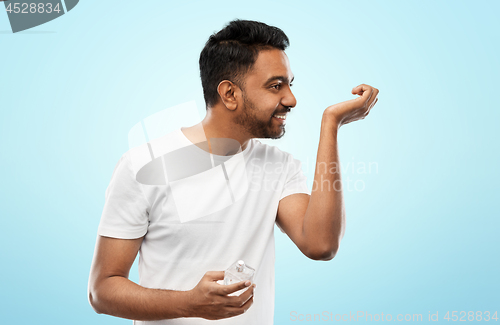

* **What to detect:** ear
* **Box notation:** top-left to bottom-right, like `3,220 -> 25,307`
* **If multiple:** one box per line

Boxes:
217,80 -> 241,111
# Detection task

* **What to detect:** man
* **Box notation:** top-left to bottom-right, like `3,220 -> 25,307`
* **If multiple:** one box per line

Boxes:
88,19 -> 379,324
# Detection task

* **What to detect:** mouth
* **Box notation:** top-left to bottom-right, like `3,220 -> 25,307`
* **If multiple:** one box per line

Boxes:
272,113 -> 287,124
271,109 -> 289,123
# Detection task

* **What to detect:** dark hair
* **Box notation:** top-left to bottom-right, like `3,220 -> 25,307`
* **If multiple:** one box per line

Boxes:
199,19 -> 290,109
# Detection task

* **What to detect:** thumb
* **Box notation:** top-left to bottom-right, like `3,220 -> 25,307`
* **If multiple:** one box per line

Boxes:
352,84 -> 373,101
352,84 -> 366,94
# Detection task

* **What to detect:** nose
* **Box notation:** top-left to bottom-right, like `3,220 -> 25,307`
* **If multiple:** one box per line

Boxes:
282,86 -> 297,109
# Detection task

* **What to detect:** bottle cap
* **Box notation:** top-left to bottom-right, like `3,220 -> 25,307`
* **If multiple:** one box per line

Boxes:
237,260 -> 245,272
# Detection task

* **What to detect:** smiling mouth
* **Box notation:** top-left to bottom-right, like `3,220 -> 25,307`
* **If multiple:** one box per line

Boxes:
272,113 -> 287,121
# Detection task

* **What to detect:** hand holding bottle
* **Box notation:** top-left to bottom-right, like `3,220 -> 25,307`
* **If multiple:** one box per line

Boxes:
187,271 -> 256,320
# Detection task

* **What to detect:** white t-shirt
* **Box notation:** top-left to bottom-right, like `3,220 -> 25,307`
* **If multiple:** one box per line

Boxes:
97,128 -> 310,324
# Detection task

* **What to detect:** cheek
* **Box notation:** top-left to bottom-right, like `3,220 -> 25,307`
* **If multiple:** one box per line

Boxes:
247,90 -> 280,116
259,96 -> 280,112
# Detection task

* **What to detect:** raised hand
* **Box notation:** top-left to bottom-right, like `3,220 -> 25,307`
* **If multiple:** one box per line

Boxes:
324,84 -> 379,128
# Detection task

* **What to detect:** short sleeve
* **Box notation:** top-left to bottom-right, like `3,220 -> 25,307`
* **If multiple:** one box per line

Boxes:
97,152 -> 150,239
279,154 -> 311,201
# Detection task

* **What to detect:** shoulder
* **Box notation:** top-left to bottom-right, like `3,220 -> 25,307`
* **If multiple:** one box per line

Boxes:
250,140 -> 306,176
124,129 -> 186,175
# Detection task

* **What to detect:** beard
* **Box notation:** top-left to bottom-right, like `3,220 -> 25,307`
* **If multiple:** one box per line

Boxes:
233,91 -> 286,139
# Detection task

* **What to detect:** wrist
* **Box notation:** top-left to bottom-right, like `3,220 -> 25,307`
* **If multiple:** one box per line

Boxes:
321,111 -> 340,134
181,289 -> 197,318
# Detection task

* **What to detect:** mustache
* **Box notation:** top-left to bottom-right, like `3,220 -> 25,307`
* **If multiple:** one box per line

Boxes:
273,108 -> 291,115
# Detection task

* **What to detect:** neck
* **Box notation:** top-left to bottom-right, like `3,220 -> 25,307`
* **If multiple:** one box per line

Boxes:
201,109 -> 251,151
181,108 -> 251,155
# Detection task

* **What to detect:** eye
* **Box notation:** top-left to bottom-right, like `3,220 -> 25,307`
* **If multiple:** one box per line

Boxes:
271,83 -> 293,90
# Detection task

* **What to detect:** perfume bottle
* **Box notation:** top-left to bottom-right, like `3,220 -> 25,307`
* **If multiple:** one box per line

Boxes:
224,260 -> 255,296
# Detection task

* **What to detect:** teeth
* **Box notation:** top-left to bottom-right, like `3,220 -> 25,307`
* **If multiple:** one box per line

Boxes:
273,114 -> 286,119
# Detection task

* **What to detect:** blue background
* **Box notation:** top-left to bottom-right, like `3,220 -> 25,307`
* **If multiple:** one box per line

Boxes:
1,1 -> 498,324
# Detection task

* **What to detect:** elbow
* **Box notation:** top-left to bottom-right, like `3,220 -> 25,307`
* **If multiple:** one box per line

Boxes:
88,291 -> 102,314
306,244 -> 339,261
88,285 -> 106,315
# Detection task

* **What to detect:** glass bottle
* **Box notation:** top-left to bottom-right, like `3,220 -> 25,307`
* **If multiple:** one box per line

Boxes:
224,260 -> 255,296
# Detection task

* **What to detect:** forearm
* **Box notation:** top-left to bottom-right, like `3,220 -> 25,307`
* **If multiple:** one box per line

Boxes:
302,112 -> 346,258
90,276 -> 192,321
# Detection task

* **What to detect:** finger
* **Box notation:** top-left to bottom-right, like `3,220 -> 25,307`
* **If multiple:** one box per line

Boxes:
225,296 -> 254,317
240,292 -> 254,308
217,280 -> 253,296
238,284 -> 255,306
225,284 -> 255,307
239,295 -> 255,313
354,86 -> 374,108
351,84 -> 372,97
366,89 -> 379,111
204,271 -> 225,281
352,84 -> 364,94
237,283 -> 255,305
362,97 -> 379,120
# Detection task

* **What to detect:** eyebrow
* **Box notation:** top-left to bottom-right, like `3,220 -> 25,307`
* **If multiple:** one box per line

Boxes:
264,75 -> 295,85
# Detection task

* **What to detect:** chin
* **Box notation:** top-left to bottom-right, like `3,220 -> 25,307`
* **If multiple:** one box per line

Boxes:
269,127 -> 286,140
